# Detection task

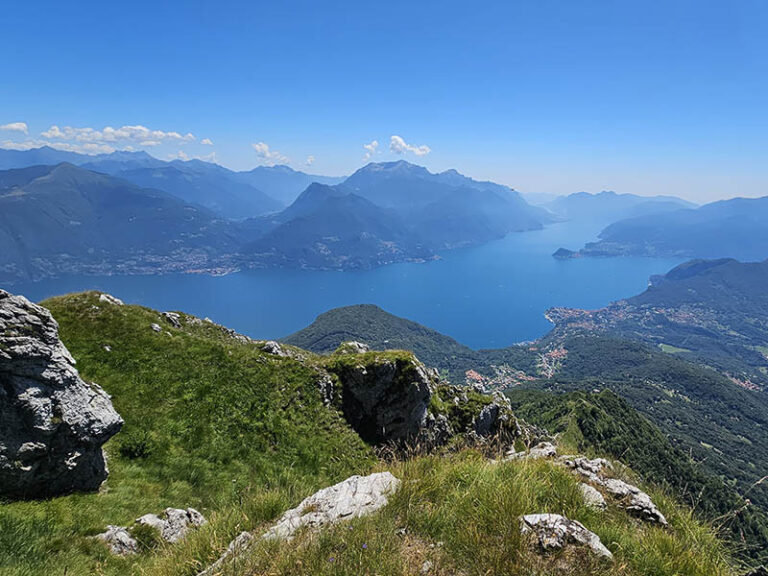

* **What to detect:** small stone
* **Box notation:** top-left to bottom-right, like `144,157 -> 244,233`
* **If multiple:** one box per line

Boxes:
420,559 -> 434,574
94,525 -> 137,556
520,513 -> 612,560
150,323 -> 162,332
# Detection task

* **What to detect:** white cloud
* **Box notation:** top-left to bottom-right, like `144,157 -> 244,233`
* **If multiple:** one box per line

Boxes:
251,141 -> 289,164
363,139 -> 379,159
0,139 -> 115,154
41,124 -> 196,145
0,139 -> 43,151
0,122 -> 28,134
201,138 -> 214,146
390,135 -> 430,157
305,155 -> 315,166
169,150 -> 190,161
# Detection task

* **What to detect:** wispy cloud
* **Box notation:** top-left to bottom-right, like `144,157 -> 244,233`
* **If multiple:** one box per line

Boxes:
363,139 -> 379,159
0,122 -> 28,134
390,135 -> 430,157
201,138 -> 214,146
0,139 -> 115,154
42,124 -> 196,145
305,155 -> 315,166
251,141 -> 289,165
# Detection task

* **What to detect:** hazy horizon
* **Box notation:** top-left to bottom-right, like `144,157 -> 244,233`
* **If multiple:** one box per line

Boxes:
2,0 -> 767,203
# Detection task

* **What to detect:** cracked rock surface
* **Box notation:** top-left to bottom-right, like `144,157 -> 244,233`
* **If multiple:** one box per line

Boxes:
0,290 -> 123,497
520,513 -> 613,560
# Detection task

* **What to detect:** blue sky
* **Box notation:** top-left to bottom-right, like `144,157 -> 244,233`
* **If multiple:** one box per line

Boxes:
2,0 -> 767,201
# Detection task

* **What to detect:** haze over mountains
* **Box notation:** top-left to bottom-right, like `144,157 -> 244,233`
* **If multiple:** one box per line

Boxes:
579,195 -> 768,261
2,146 -> 767,283
0,148 -> 552,281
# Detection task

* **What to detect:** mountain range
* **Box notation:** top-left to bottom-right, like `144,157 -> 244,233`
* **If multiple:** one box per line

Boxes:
578,195 -> 768,261
0,150 -> 555,281
544,190 -> 696,225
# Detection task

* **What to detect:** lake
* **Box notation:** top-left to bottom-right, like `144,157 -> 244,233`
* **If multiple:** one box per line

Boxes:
9,221 -> 683,349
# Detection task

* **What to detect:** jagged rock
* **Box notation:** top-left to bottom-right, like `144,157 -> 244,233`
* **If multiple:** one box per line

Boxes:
601,478 -> 668,526
561,456 -> 666,526
579,483 -> 606,510
315,370 -> 335,406
328,355 -> 433,444
136,507 -> 207,543
560,456 -> 613,483
520,514 -> 613,560
506,441 -> 558,461
264,472 -> 401,540
418,412 -> 454,448
0,290 -> 123,497
94,525 -> 138,556
98,293 -> 124,306
150,323 -> 162,333
199,473 -> 400,576
335,341 -> 371,355
162,312 -> 181,328
262,340 -> 289,357
472,403 -> 500,436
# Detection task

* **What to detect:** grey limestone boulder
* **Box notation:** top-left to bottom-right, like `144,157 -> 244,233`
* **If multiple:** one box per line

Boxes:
0,290 -> 123,497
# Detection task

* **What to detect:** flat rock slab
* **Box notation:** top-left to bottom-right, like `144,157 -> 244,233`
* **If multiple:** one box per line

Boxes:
520,513 -> 613,560
198,472 -> 400,575
264,471 -> 401,540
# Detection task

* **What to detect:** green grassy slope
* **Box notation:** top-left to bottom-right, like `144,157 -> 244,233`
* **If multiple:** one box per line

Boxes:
507,388 -> 768,560
0,293 -> 746,575
0,292 -> 374,576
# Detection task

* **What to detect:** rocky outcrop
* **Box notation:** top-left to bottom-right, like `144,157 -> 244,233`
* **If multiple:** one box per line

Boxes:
0,290 -> 123,497
198,472 -> 400,576
335,341 -> 371,355
162,312 -> 181,328
561,456 -> 667,526
136,507 -> 207,543
520,514 -> 613,560
95,507 -> 206,556
506,441 -> 558,460
328,354 -> 433,444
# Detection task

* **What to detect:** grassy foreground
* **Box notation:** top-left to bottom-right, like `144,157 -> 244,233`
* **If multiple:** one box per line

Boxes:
0,292 -> 739,575
148,451 -> 733,576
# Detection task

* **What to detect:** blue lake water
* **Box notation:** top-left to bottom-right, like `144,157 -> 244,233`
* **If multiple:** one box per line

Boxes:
9,222 -> 683,349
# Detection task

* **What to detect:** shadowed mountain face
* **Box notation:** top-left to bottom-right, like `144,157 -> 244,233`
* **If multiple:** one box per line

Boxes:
245,194 -> 433,269
235,164 -> 345,206
113,165 -> 283,219
580,195 -> 768,261
270,161 -> 551,252
0,164 -> 239,281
